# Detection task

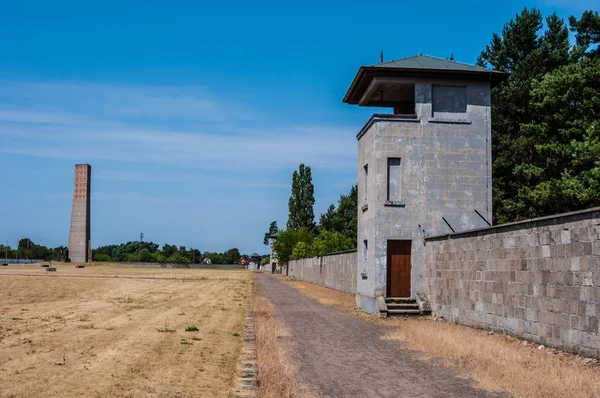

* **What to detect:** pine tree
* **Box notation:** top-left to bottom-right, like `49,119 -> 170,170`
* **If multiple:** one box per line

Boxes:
477,8 -> 572,223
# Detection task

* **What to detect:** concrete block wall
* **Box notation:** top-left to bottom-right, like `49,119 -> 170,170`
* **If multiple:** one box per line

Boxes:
425,207 -> 600,358
288,251 -> 357,294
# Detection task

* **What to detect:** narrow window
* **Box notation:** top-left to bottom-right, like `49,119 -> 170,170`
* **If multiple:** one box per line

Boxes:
363,240 -> 368,267
363,164 -> 368,200
387,158 -> 401,202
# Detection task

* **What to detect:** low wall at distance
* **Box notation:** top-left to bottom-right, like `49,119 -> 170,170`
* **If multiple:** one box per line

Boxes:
426,207 -> 600,359
288,250 -> 357,294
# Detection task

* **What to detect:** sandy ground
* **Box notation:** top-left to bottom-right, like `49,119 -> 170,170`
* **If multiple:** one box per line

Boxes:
0,263 -> 251,398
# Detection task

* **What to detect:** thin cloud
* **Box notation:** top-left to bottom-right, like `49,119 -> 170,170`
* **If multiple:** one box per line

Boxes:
0,81 -> 356,171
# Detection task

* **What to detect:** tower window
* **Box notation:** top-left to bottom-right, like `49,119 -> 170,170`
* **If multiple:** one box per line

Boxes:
432,85 -> 467,115
387,158 -> 402,202
363,164 -> 368,200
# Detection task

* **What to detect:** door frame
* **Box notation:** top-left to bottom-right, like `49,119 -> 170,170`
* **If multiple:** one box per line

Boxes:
386,239 -> 412,297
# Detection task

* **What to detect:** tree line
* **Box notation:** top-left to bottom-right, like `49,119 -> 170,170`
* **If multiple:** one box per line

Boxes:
479,8 -> 600,223
93,242 -> 260,264
1,238 -> 265,265
0,239 -> 65,261
265,164 -> 358,264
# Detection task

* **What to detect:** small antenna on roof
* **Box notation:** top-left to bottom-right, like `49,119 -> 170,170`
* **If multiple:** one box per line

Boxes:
380,50 -> 383,64
449,53 -> 455,61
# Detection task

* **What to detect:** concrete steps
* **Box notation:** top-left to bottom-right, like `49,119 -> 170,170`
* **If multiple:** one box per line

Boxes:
383,297 -> 421,316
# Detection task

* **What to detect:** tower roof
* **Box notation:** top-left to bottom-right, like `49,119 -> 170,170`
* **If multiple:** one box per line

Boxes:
343,54 -> 509,104
374,54 -> 494,72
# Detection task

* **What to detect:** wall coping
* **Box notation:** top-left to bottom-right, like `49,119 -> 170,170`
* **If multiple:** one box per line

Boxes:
425,206 -> 600,242
356,114 -> 420,140
289,249 -> 357,261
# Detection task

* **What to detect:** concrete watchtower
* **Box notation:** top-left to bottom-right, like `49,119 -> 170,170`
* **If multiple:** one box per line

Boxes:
343,54 -> 508,313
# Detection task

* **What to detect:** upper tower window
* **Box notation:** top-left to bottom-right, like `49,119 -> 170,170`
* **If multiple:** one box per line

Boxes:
432,85 -> 467,116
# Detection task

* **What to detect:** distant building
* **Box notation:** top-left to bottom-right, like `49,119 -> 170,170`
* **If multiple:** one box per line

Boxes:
343,55 -> 508,313
248,253 -> 261,270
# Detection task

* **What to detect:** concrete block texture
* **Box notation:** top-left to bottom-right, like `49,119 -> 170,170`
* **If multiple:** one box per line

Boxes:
68,164 -> 91,263
356,80 -> 492,312
426,207 -> 600,358
288,251 -> 357,294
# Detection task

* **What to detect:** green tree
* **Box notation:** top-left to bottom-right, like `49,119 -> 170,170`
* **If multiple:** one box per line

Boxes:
477,8 -> 573,223
287,164 -> 315,231
161,244 -> 178,258
569,10 -> 600,58
513,57 -> 600,216
260,256 -> 270,266
167,252 -> 191,265
222,248 -> 241,264
263,221 -> 279,245
310,230 -> 355,257
319,184 -> 357,243
272,227 -> 315,265
138,248 -> 152,262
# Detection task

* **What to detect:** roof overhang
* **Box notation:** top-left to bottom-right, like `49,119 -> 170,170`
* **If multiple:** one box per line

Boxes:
343,66 -> 510,104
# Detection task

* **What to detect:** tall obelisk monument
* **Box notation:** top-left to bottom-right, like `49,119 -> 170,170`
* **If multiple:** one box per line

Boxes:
68,164 -> 91,262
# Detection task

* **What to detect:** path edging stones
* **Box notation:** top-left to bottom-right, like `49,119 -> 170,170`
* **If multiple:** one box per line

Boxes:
235,283 -> 258,397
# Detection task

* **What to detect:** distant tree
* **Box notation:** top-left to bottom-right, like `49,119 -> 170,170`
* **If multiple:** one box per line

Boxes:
223,248 -> 241,264
310,230 -> 355,257
161,244 -> 177,258
151,251 -> 166,264
287,164 -> 315,231
263,221 -> 279,245
272,227 -> 315,265
124,253 -> 138,262
167,252 -> 191,266
138,248 -> 152,262
260,256 -> 270,266
319,184 -> 357,243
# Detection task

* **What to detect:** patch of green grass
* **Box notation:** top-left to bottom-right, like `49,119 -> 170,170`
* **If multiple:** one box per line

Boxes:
192,337 -> 201,341
180,339 -> 193,345
185,325 -> 199,332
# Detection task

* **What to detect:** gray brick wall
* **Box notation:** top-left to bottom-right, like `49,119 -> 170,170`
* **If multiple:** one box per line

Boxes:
425,207 -> 600,358
288,251 -> 357,294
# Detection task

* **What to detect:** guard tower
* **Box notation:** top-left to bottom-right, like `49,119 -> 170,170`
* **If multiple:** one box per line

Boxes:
343,55 -> 508,313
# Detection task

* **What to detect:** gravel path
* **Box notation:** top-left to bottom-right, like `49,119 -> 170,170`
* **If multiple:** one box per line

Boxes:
256,272 -> 505,398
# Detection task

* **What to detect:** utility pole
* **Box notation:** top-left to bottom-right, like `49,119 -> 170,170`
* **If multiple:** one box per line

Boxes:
140,230 -> 144,243
5,239 -> 7,263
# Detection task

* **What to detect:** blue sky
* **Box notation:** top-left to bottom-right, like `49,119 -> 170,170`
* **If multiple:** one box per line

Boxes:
0,0 -> 594,254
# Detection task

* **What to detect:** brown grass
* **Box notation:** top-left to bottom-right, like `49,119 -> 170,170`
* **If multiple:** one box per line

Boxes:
278,275 -> 600,398
0,264 -> 251,397
253,288 -> 319,398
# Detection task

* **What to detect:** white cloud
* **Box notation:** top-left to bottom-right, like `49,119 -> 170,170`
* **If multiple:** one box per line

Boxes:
0,81 -> 356,171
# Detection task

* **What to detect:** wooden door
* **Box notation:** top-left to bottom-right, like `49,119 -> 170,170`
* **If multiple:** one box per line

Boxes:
272,263 -> 276,273
387,240 -> 412,297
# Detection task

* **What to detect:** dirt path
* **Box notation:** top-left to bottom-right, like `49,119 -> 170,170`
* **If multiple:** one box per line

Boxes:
255,273 -> 504,398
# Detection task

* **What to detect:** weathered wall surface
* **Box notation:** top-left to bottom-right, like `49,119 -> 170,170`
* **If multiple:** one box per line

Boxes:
356,79 -> 492,313
288,251 -> 357,294
426,208 -> 600,358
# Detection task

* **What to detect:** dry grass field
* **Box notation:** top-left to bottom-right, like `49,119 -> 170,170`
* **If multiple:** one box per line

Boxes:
0,263 -> 251,398
279,275 -> 600,398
